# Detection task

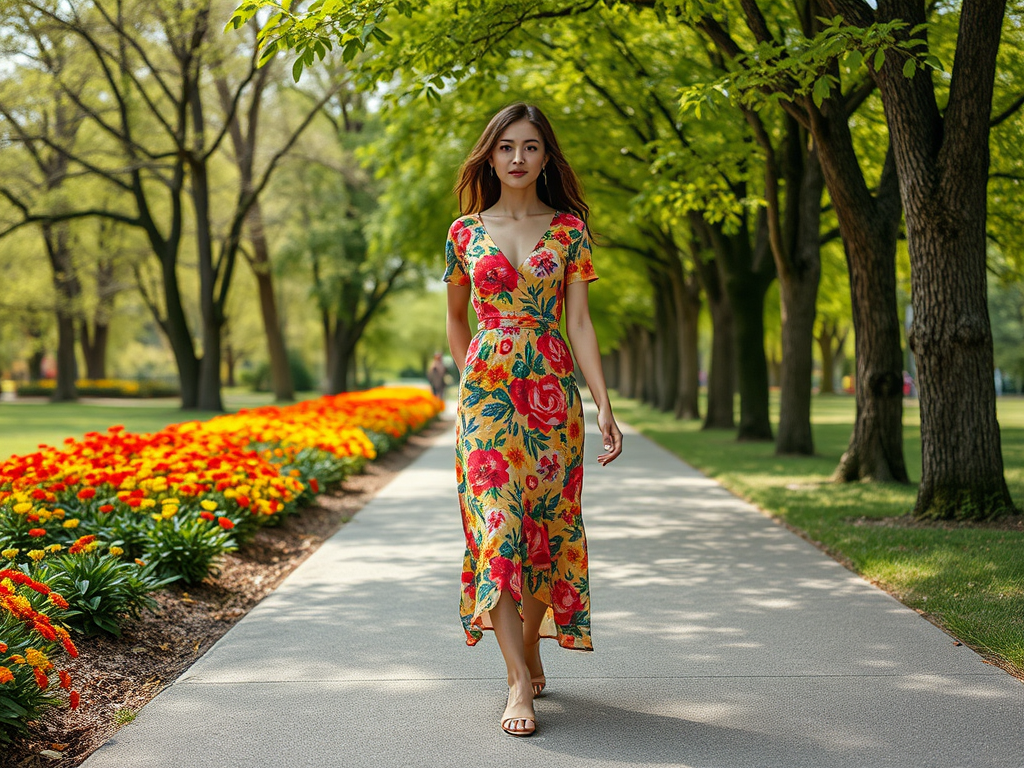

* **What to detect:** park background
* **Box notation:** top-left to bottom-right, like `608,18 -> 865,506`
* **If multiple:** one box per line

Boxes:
0,0 -> 1022,762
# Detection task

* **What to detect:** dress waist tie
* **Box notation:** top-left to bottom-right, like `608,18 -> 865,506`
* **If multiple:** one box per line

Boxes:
480,315 -> 557,332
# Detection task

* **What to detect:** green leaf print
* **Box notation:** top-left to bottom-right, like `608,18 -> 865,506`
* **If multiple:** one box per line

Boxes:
482,399 -> 513,421
512,360 -> 531,378
521,426 -> 551,458
532,351 -> 546,376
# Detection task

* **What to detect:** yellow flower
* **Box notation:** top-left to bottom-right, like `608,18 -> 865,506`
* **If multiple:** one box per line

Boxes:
62,518 -> 80,529
151,513 -> 163,522
83,541 -> 99,553
13,502 -> 32,515
162,497 -> 180,506
28,550 -> 46,561
1,548 -> 18,559
200,500 -> 218,512
109,546 -> 124,556
139,498 -> 157,509
46,544 -> 62,553
25,648 -> 50,669
161,507 -> 176,519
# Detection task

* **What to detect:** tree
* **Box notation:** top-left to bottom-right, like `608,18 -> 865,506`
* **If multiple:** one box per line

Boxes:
824,0 -> 1019,519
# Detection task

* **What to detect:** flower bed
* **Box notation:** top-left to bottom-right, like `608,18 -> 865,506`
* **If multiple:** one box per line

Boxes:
15,379 -> 181,399
0,386 -> 443,742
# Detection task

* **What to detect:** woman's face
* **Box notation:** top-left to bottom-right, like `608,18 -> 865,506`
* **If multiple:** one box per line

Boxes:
489,119 -> 548,188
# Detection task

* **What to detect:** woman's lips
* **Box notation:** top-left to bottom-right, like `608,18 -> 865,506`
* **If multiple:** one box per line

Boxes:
509,171 -> 526,176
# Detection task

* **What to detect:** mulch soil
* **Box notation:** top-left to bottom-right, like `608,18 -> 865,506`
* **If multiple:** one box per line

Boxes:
5,414 -> 452,768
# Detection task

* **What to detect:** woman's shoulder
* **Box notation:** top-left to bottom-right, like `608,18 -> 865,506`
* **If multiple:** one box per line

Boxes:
554,210 -> 586,232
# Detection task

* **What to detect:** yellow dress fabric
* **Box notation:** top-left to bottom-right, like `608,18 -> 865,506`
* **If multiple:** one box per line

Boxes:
443,210 -> 598,651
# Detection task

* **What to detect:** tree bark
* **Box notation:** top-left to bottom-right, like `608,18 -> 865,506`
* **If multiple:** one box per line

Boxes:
670,259 -> 702,420
870,0 -> 1015,519
41,222 -> 79,402
811,98 -> 908,482
689,235 -> 736,429
775,132 -> 825,455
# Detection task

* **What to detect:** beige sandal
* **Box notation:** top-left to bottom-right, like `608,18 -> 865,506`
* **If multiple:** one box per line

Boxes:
501,690 -> 537,737
531,674 -> 546,697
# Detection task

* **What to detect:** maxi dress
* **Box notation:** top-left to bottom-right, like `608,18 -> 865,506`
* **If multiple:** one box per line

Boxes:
443,209 -> 598,651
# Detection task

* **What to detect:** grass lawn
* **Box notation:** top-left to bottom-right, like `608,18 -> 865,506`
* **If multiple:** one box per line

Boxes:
611,390 -> 1024,678
0,389 -> 323,460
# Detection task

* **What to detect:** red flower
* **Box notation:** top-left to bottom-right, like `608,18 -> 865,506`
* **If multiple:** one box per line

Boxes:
309,478 -> 319,493
77,488 -> 96,500
551,580 -> 584,624
70,690 -> 80,709
473,254 -> 518,296
509,375 -> 567,433
525,475 -> 539,490
126,497 -> 142,508
33,667 -> 48,689
98,504 -> 114,513
199,511 -> 215,521
59,669 -> 72,689
461,570 -> 476,599
488,556 -> 522,601
28,528 -> 46,537
523,515 -> 551,569
466,449 -> 510,495
62,637 -> 79,658
217,516 -> 235,530
537,334 -> 574,375
562,465 -> 583,501
498,338 -> 514,355
236,495 -> 251,508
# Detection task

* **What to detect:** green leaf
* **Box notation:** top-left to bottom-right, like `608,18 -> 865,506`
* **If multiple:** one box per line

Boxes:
846,50 -> 863,72
873,49 -> 886,71
902,58 -> 917,79
812,76 -> 830,107
292,56 -> 304,82
924,54 -> 943,72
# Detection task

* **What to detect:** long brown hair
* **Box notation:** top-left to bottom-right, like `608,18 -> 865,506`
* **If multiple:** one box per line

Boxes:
453,102 -> 595,238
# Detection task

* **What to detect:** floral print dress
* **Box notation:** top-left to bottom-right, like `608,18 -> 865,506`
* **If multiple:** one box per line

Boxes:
443,209 -> 598,651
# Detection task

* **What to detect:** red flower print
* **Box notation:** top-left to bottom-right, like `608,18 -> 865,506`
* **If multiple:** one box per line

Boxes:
473,254 -> 518,296
551,580 -> 584,624
486,509 -> 505,532
529,251 -> 558,278
563,465 -> 584,501
462,570 -> 476,599
467,449 -> 510,495
498,338 -> 514,355
525,475 -> 539,490
537,334 -> 574,375
453,219 -> 474,253
554,228 -> 572,247
568,420 -> 581,440
489,556 -> 522,600
523,515 -> 551,569
537,453 -> 561,482
509,375 -> 567,433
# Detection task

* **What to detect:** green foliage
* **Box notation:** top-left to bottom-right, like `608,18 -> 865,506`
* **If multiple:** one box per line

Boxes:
678,17 -> 943,115
33,552 -> 178,637
0,614 -> 62,743
142,516 -> 237,586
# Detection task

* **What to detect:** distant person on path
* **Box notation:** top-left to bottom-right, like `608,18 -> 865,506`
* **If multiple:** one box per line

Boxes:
443,102 -> 623,737
427,351 -> 448,400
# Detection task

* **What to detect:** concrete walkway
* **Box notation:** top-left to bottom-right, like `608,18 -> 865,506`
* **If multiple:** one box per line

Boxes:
82,404 -> 1024,768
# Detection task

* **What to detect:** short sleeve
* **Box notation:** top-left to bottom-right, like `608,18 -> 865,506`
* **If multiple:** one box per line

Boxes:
566,223 -> 599,285
442,220 -> 470,286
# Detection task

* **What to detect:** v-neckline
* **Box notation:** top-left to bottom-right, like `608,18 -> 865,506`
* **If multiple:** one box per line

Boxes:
474,209 -> 559,275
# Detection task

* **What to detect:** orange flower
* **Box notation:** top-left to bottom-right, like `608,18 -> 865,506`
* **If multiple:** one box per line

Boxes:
33,667 -> 48,689
49,593 -> 69,609
59,669 -> 72,689
505,446 -> 527,469
28,528 -> 46,537
217,516 -> 234,530
0,666 -> 13,684
69,690 -> 80,709
76,488 -> 96,500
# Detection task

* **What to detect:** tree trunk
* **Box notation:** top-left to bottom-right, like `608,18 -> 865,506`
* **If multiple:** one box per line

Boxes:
328,320 -> 354,394
80,319 -> 109,380
671,262 -> 701,420
250,203 -> 295,401
811,100 -> 908,482
602,350 -> 619,391
41,222 -> 79,402
698,260 -> 735,430
651,276 -> 678,411
617,335 -> 635,399
729,269 -> 773,440
775,136 -> 825,455
870,0 -> 1015,519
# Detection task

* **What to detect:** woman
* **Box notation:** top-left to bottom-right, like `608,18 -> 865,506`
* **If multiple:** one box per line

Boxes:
443,102 -> 623,737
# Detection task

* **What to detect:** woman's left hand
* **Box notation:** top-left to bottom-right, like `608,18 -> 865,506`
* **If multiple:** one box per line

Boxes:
596,408 -> 623,466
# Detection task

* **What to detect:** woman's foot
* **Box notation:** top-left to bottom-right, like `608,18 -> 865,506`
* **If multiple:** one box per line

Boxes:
501,679 -> 536,736
524,637 -> 546,696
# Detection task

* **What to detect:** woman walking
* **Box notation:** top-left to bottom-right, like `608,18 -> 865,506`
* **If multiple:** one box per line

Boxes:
443,102 -> 623,737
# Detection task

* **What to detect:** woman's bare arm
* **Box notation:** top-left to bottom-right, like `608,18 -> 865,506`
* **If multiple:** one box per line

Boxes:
446,283 -> 473,374
564,281 -> 623,466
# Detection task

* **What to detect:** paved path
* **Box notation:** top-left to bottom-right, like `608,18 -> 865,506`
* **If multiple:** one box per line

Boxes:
82,404 -> 1023,768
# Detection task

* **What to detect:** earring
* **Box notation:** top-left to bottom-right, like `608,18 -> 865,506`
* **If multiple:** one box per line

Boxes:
542,165 -> 548,185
